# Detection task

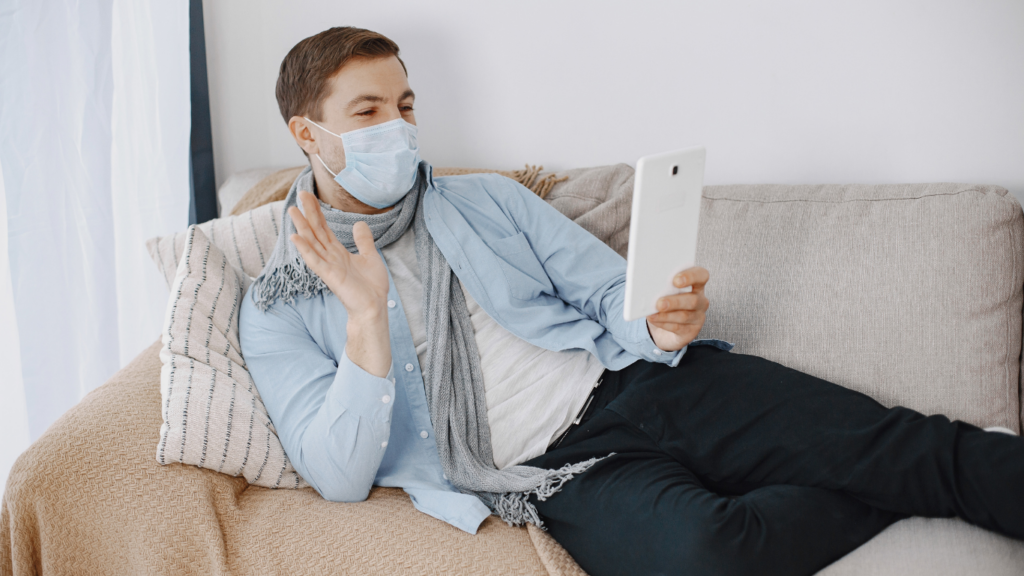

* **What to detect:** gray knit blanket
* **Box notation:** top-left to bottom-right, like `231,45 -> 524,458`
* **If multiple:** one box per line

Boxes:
250,162 -> 607,528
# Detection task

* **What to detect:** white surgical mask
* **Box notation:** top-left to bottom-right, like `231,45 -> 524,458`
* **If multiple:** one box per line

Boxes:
304,117 -> 421,209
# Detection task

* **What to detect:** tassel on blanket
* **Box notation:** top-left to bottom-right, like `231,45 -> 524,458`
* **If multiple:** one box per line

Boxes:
509,164 -> 569,200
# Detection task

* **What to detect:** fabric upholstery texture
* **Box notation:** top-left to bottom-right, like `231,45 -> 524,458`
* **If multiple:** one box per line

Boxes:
695,182 -> 1024,433
146,200 -> 284,288
228,165 -> 302,216
0,338 -> 582,576
217,167 -> 275,217
157,225 -> 307,490
4,165 -> 1024,576
817,517 -> 1024,575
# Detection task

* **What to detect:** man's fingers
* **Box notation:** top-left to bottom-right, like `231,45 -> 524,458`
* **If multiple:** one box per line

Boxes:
306,190 -> 340,246
673,266 -> 710,291
298,190 -> 337,250
655,292 -> 709,313
289,233 -> 326,271
352,221 -> 378,258
648,310 -> 702,325
289,205 -> 330,261
647,319 -> 687,333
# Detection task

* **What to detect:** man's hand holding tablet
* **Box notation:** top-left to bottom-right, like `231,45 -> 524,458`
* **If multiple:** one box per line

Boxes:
645,266 -> 710,352
623,145 -> 710,352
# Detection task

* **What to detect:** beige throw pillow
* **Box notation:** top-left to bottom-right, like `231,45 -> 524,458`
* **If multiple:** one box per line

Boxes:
146,200 -> 285,288
157,224 -> 308,489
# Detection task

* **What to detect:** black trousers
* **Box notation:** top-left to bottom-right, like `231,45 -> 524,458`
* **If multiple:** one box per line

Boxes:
521,344 -> 1024,576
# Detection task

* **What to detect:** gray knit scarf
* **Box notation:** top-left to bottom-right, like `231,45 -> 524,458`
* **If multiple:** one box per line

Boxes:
250,163 -> 607,528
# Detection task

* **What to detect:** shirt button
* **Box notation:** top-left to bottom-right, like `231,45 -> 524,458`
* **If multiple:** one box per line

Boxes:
652,349 -> 662,356
382,394 -> 391,404
443,473 -> 447,480
420,430 -> 428,439
387,300 -> 396,308
381,441 -> 388,449
391,377 -> 396,384
405,363 -> 414,372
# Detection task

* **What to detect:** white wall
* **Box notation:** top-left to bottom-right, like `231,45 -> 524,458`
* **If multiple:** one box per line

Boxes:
203,0 -> 1024,206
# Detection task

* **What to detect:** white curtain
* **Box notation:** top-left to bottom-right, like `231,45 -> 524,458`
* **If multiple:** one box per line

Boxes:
0,0 -> 192,499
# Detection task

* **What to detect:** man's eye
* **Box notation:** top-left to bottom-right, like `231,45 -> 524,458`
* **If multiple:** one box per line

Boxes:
357,110 -> 374,116
401,106 -> 414,112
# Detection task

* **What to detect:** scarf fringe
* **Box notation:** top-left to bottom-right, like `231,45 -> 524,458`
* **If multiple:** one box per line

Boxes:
251,256 -> 330,312
482,452 -> 616,529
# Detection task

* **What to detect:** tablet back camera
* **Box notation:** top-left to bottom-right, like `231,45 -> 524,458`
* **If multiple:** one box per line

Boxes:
672,165 -> 678,176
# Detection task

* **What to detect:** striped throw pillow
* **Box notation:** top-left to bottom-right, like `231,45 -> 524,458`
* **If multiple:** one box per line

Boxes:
157,224 -> 308,489
146,200 -> 285,288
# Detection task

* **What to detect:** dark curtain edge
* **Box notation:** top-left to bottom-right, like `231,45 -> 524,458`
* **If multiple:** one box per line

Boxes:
188,0 -> 216,225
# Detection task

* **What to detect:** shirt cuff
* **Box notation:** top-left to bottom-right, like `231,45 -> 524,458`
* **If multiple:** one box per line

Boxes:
625,317 -> 687,366
405,488 -> 494,535
326,349 -> 396,425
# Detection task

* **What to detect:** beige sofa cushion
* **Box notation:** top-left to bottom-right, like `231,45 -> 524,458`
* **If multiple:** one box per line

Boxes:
694,182 -> 1024,432
818,516 -> 1024,575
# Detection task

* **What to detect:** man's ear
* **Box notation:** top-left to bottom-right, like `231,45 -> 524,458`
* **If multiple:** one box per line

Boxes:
288,116 -> 320,156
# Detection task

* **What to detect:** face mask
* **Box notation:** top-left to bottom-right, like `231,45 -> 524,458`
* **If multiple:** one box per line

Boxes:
304,117 -> 421,209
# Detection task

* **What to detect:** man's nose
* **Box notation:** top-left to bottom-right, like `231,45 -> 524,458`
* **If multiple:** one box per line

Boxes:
380,106 -> 403,123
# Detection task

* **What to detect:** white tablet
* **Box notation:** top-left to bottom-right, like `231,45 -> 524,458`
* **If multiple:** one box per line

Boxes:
623,145 -> 706,322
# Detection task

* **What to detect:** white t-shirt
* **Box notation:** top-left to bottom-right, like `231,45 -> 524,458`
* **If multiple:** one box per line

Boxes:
380,227 -> 605,469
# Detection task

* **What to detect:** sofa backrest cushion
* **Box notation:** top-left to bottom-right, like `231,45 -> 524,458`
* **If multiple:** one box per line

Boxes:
694,182 -> 1024,432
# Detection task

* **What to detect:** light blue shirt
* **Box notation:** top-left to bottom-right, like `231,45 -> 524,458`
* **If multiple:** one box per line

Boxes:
239,162 -> 727,534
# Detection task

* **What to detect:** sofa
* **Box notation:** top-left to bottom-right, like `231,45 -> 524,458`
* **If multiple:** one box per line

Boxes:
3,162 -> 1024,575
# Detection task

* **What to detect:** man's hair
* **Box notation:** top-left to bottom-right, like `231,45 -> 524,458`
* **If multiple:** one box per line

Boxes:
276,26 -> 407,124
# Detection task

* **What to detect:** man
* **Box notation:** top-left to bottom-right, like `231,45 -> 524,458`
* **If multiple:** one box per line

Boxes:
238,26 -> 1024,576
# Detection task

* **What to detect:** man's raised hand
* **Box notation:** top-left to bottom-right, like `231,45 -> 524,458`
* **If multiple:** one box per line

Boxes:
288,190 -> 392,376
288,190 -> 390,320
